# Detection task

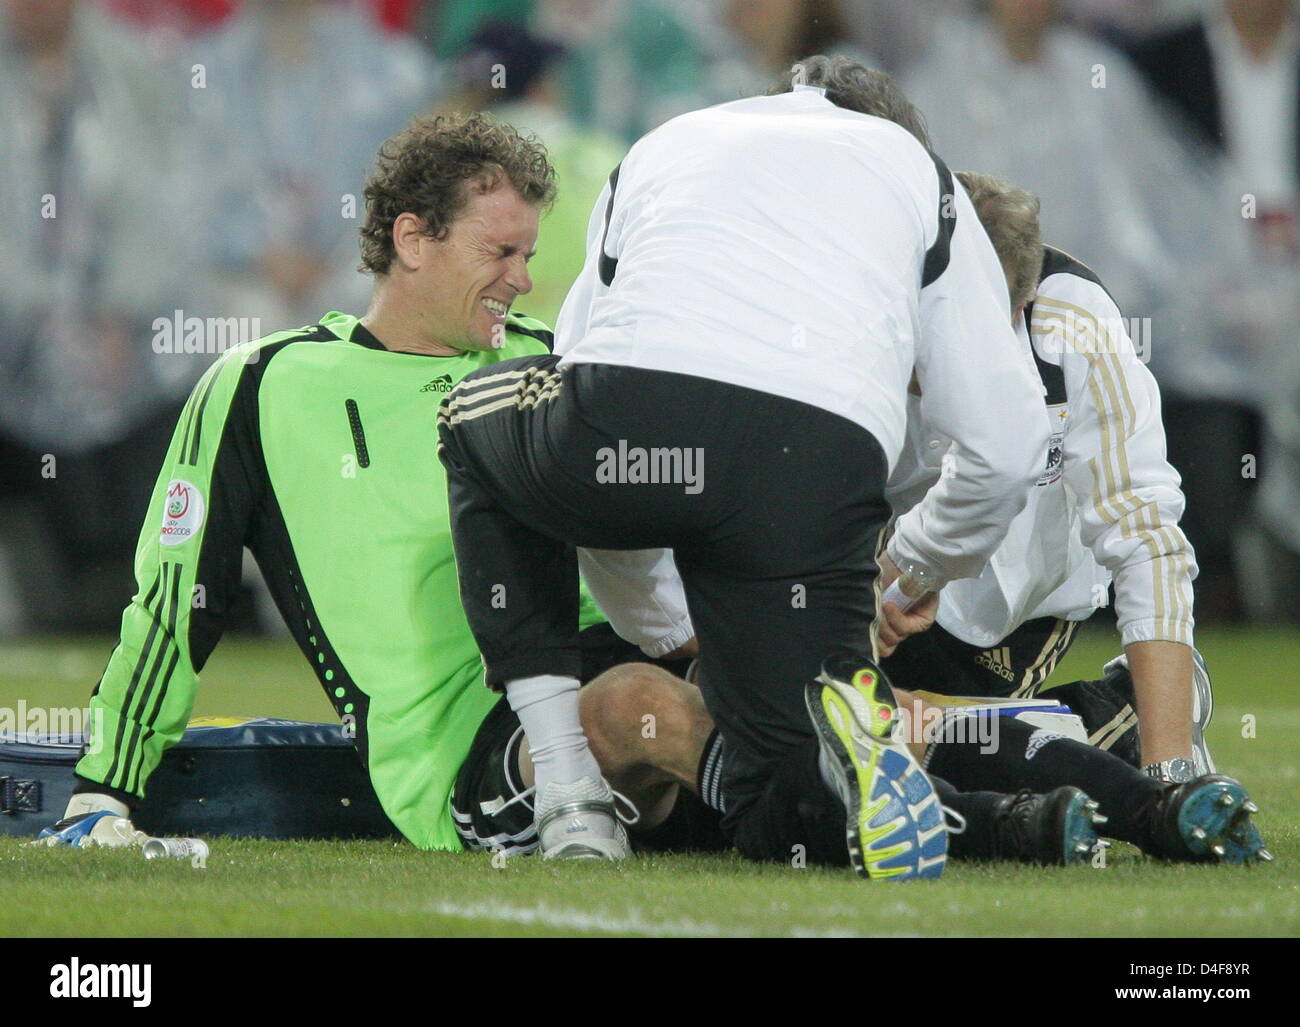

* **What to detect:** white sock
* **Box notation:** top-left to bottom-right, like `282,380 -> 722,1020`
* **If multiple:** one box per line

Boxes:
506,674 -> 601,792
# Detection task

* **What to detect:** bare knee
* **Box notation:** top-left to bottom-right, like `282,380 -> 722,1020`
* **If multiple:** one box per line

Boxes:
889,686 -> 944,760
581,663 -> 708,781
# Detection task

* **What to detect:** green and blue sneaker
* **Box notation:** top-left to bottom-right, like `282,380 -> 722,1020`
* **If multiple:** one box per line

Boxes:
805,657 -> 946,880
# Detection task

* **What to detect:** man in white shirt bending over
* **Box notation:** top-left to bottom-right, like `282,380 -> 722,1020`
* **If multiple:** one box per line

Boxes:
881,170 -> 1213,788
437,56 -> 1047,880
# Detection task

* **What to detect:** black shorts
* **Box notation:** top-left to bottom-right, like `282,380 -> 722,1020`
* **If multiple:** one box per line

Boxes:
879,615 -> 1139,765
880,616 -> 1081,699
450,623 -> 726,855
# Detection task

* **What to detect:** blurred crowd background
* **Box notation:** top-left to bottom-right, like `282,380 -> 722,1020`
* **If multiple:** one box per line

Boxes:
0,0 -> 1297,638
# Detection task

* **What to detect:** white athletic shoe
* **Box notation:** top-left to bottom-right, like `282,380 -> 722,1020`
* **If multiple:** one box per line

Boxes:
535,776 -> 632,861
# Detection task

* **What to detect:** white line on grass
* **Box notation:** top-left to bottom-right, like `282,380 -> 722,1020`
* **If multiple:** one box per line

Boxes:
423,898 -> 888,938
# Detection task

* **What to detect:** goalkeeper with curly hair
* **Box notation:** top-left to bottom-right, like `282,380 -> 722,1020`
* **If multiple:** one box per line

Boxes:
45,112 -> 708,854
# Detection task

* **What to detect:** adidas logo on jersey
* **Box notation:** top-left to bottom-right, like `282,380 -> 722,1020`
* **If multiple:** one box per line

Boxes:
421,375 -> 454,393
975,646 -> 1016,682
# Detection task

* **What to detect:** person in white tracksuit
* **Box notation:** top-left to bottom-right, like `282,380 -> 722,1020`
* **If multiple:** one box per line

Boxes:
880,170 -> 1210,786
594,172 -> 1214,782
573,172 -> 1267,866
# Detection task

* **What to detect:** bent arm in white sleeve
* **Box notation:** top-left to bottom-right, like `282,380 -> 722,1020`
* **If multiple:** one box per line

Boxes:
577,547 -> 694,658
888,177 -> 1048,586
1033,276 -> 1197,646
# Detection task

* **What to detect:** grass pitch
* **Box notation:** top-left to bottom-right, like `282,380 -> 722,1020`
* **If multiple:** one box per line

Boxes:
1,625 -> 1296,937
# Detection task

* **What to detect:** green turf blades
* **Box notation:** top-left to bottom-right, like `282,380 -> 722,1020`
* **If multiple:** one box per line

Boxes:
2,836 -> 1293,937
0,627 -> 1291,937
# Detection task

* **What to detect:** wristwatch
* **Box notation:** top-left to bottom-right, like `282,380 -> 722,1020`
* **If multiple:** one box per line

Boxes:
1143,757 -> 1196,783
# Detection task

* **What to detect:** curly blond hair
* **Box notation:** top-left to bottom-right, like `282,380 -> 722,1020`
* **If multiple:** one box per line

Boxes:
359,112 -> 556,276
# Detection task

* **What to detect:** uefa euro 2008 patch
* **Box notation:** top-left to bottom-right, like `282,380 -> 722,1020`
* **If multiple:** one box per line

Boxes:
160,479 -> 205,546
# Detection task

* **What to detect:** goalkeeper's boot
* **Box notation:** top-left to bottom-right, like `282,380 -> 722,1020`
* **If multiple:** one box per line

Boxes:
535,776 -> 631,861
34,812 -> 147,849
805,657 -> 946,880
1138,774 -> 1270,864
989,787 -> 1107,866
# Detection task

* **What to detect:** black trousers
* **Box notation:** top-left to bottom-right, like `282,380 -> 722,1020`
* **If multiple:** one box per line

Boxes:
437,356 -> 891,863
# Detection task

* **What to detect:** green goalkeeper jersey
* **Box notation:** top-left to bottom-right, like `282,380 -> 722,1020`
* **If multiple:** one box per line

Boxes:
76,311 -> 600,850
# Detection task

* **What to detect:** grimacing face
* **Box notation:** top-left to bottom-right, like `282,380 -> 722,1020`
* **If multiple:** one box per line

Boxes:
417,182 -> 539,352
